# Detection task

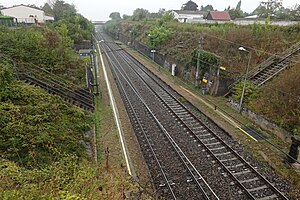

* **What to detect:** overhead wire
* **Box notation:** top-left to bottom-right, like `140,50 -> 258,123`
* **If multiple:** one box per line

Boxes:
202,33 -> 300,65
103,30 -> 300,165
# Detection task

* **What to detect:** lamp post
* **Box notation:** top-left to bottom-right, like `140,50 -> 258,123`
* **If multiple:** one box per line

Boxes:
238,46 -> 252,113
150,49 -> 156,61
195,33 -> 203,88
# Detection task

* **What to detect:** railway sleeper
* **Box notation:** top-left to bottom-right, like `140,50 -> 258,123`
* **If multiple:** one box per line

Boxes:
219,157 -> 238,162
196,132 -> 211,137
196,128 -> 208,133
192,126 -> 204,130
181,117 -> 194,121
164,100 -> 176,104
210,146 -> 225,151
214,151 -> 231,156
226,162 -> 244,168
256,194 -> 278,200
248,184 -> 268,192
168,105 -> 181,108
205,141 -> 220,146
239,177 -> 260,184
175,111 -> 188,115
172,108 -> 185,112
233,169 -> 251,176
177,116 -> 191,120
201,137 -> 216,142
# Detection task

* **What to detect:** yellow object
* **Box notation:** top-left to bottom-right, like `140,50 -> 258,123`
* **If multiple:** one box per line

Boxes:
220,66 -> 226,70
203,79 -> 208,83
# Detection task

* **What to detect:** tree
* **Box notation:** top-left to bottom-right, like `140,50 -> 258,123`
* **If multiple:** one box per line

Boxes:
132,8 -> 150,21
276,7 -> 292,20
109,12 -> 121,20
287,4 -> 300,21
200,5 -> 214,12
236,0 -> 242,10
0,4 -> 4,12
254,0 -> 283,18
147,26 -> 173,48
52,0 -> 76,20
122,14 -> 131,20
181,0 -> 198,11
229,9 -> 244,19
42,3 -> 53,15
227,0 -> 244,19
148,8 -> 166,18
162,11 -> 175,21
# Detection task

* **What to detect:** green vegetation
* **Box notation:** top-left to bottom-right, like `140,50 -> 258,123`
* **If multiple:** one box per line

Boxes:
147,26 -> 173,48
0,2 -> 107,198
42,0 -> 94,44
250,66 -> 300,135
0,63 -> 91,167
0,22 -> 89,85
104,16 -> 300,135
232,80 -> 259,106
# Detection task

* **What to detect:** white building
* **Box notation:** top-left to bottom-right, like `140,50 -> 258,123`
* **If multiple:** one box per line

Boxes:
172,10 -> 207,23
1,5 -> 54,24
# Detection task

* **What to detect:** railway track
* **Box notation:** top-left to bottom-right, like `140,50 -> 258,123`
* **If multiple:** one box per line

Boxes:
96,30 -> 289,200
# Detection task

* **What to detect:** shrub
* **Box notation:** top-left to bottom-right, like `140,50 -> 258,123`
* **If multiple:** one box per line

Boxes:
146,26 -> 173,48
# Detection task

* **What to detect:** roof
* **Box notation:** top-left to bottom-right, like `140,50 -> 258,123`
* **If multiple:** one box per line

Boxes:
173,10 -> 207,15
207,11 -> 231,21
44,15 -> 54,21
1,4 -> 43,12
245,15 -> 258,19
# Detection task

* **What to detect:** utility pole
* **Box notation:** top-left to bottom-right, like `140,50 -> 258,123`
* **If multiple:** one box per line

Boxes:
238,50 -> 252,113
91,33 -> 100,95
195,33 -> 203,88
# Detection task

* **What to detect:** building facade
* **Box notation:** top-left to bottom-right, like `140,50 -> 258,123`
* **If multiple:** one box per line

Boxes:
172,10 -> 207,23
1,5 -> 54,24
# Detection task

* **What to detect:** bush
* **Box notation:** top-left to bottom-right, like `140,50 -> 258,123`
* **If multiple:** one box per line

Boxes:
0,26 -> 86,85
232,80 -> 259,107
0,64 -> 92,167
146,26 -> 173,48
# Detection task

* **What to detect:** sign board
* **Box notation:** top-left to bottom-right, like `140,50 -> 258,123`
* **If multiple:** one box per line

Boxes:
220,66 -> 226,71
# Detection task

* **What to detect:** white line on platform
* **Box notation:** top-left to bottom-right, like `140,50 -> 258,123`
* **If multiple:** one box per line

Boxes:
96,38 -> 135,177
181,86 -> 258,142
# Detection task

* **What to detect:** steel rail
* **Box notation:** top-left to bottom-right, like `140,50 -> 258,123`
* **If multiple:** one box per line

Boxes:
99,38 -> 177,199
99,36 -> 218,200
117,47 -> 289,200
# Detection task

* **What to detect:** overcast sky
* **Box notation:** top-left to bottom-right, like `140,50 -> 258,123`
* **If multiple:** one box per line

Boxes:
1,0 -> 299,21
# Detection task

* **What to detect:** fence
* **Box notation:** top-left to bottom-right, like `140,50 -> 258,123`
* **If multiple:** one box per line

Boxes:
117,32 -> 191,82
188,19 -> 298,26
228,99 -> 293,143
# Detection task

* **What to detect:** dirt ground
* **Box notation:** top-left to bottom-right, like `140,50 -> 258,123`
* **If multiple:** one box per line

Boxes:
97,47 -> 155,199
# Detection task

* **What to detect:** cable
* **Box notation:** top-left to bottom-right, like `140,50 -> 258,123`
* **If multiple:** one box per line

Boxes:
115,38 -> 300,102
202,33 -> 300,65
105,30 -> 300,165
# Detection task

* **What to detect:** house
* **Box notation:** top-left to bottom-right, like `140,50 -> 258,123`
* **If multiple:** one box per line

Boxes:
206,11 -> 231,21
172,10 -> 207,23
0,4 -> 54,24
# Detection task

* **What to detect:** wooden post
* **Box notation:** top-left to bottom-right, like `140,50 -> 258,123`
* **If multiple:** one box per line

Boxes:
105,147 -> 109,170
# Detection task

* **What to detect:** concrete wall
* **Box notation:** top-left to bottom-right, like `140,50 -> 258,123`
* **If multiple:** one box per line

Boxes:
228,100 -> 292,143
2,5 -> 45,23
187,19 -> 298,26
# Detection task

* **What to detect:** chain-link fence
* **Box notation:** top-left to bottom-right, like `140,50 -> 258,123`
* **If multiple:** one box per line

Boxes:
118,32 -> 190,80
